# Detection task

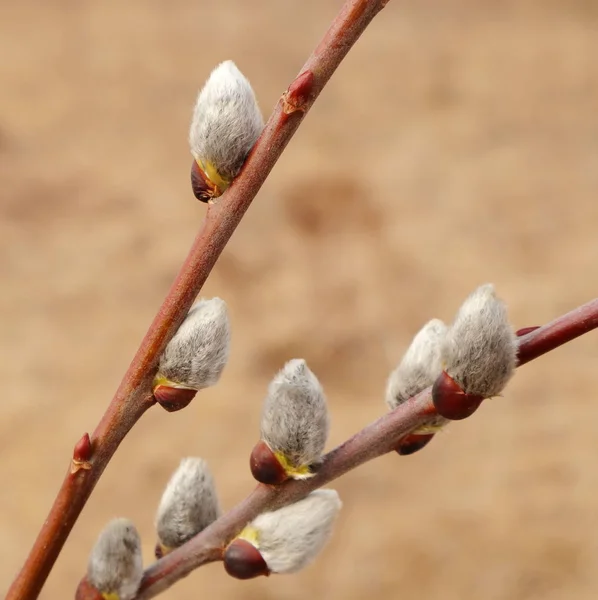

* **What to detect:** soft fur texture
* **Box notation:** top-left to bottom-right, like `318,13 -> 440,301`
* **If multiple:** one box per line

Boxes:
386,318 -> 447,407
261,359 -> 329,472
155,457 -> 220,549
158,298 -> 230,390
189,60 -> 264,183
246,489 -> 342,574
442,284 -> 517,397
386,318 -> 449,431
87,518 -> 143,600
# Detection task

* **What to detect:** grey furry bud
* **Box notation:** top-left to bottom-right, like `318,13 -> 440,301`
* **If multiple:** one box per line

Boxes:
235,489 -> 342,574
87,518 -> 143,600
156,298 -> 230,392
155,458 -> 220,557
386,319 -> 449,432
189,60 -> 263,197
442,284 -> 517,398
259,359 -> 329,480
386,318 -> 447,406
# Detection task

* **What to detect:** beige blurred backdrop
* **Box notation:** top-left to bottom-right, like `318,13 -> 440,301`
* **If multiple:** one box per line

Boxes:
1,0 -> 598,598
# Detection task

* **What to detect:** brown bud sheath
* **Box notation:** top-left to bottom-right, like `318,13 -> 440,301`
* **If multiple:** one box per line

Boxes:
153,385 -> 197,413
154,542 -> 167,560
190,159 -> 219,203
75,577 -> 103,600
516,326 -> 540,337
71,433 -> 92,474
282,70 -> 314,114
432,371 -> 484,420
224,539 -> 270,580
395,433 -> 435,456
249,440 -> 288,485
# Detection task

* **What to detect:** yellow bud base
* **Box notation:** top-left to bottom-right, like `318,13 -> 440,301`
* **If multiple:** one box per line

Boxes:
198,159 -> 230,196
274,451 -> 315,480
152,374 -> 196,392
237,525 -> 260,547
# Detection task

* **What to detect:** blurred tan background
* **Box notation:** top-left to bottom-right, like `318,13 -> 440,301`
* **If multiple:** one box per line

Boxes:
1,0 -> 598,598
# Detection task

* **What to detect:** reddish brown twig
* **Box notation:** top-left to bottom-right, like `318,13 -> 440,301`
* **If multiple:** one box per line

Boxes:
125,297 -> 598,600
516,299 -> 598,365
7,2 -> 389,599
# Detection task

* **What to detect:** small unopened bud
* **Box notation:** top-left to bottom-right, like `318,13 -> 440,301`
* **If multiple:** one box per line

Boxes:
85,518 -> 143,600
282,70 -> 314,114
386,319 -> 448,453
224,489 -> 342,577
155,458 -> 220,558
252,359 -> 329,483
154,298 -> 230,411
71,432 -> 93,474
189,60 -> 264,202
441,284 -> 517,399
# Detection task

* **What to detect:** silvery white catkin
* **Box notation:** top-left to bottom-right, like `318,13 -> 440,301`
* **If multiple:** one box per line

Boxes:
156,458 -> 220,550
87,518 -> 143,600
189,60 -> 264,183
442,284 -> 517,397
386,319 -> 449,431
261,359 -> 329,474
243,489 -> 342,574
158,298 -> 230,390
386,318 -> 448,408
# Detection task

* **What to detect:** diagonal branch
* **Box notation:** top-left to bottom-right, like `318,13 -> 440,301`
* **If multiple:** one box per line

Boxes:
132,297 -> 598,600
6,2 -> 390,599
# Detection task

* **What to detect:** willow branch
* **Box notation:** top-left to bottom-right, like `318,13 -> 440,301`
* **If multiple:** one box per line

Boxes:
131,297 -> 598,599
6,2 -> 390,599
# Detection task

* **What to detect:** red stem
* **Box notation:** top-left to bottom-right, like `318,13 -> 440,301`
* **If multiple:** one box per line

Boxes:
6,1 -> 388,599
131,296 -> 598,599
516,298 -> 598,366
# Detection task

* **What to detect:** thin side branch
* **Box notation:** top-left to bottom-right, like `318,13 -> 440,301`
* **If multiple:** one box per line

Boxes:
133,298 -> 598,599
7,2 -> 389,599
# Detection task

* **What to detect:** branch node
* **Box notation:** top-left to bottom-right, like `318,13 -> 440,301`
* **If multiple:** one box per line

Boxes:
282,71 -> 315,115
71,433 -> 93,474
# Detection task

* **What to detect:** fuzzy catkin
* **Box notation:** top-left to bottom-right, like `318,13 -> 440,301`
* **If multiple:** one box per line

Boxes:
261,359 -> 329,470
189,60 -> 263,183
158,298 -> 230,390
243,489 -> 342,574
156,458 -> 221,549
386,318 -> 447,408
442,284 -> 517,397
87,518 -> 143,600
386,319 -> 449,431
